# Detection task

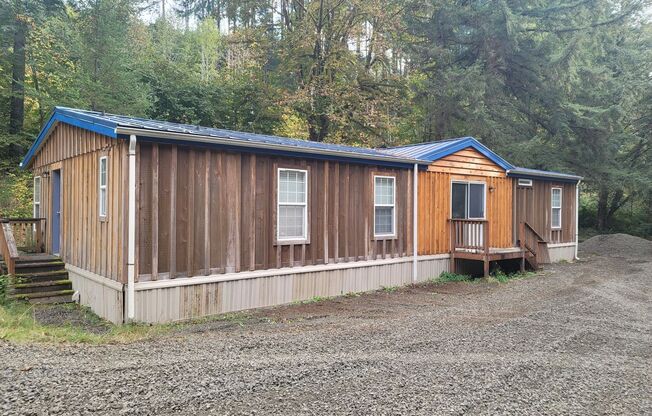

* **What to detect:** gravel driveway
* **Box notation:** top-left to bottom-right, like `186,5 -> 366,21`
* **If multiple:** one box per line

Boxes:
1,245 -> 651,415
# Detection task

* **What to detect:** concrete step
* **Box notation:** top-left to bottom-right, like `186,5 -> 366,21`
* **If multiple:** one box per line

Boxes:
9,289 -> 75,303
14,261 -> 66,274
14,269 -> 69,284
9,279 -> 72,295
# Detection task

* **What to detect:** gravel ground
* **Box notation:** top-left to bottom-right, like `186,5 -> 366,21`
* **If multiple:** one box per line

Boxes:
1,239 -> 650,415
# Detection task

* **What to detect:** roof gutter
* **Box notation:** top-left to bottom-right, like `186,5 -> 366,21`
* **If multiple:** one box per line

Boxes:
116,127 -> 429,167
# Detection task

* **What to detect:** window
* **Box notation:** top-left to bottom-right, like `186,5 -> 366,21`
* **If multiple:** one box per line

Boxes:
551,187 -> 562,229
99,156 -> 108,217
33,176 -> 41,218
518,178 -> 533,187
451,181 -> 486,219
374,176 -> 395,237
277,168 -> 308,241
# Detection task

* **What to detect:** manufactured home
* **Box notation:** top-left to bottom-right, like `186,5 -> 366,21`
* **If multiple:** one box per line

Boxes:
0,107 -> 581,323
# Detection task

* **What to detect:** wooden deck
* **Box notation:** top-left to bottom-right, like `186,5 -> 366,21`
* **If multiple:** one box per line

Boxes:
448,219 -> 548,276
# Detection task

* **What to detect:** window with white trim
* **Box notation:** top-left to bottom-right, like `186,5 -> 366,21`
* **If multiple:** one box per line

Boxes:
374,176 -> 395,237
33,176 -> 41,218
551,187 -> 562,229
99,156 -> 108,217
517,178 -> 533,187
277,168 -> 308,241
451,181 -> 486,219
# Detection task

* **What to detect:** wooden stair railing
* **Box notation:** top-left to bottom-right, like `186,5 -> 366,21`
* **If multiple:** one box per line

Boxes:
0,220 -> 19,275
519,221 -> 549,269
4,218 -> 45,253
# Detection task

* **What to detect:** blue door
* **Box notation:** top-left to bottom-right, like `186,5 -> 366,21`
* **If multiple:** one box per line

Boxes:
51,169 -> 61,255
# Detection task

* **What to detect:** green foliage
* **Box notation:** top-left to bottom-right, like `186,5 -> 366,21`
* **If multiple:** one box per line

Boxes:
489,269 -> 535,284
0,275 -> 10,305
434,272 -> 472,283
0,171 -> 33,217
0,0 -> 649,235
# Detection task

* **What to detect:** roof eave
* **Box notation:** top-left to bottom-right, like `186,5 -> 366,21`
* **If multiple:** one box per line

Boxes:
507,169 -> 583,182
21,108 -> 118,169
116,126 -> 430,167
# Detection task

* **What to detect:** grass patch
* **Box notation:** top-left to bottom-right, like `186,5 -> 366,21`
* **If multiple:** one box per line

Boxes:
488,269 -> 536,283
381,285 -> 399,292
429,272 -> 472,284
0,301 -> 174,344
293,295 -> 328,305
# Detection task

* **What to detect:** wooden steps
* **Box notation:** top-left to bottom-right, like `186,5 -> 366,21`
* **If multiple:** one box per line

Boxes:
3,255 -> 74,304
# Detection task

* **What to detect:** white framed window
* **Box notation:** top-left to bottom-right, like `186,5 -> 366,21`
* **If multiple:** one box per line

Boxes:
277,168 -> 308,241
99,156 -> 108,217
33,176 -> 41,218
517,178 -> 533,187
551,187 -> 562,229
451,181 -> 486,220
374,175 -> 396,237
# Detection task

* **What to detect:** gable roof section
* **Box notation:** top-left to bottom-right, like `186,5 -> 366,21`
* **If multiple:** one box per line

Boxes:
381,137 -> 515,171
21,107 -> 429,169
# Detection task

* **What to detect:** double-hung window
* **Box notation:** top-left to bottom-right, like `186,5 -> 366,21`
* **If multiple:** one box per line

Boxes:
277,168 -> 308,241
33,176 -> 41,218
99,156 -> 108,217
551,188 -> 562,229
451,181 -> 486,219
374,176 -> 395,237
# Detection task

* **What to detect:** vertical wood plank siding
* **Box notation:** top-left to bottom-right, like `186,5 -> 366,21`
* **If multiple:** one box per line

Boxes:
136,143 -> 413,281
32,124 -> 128,282
418,147 -> 513,254
513,180 -> 576,243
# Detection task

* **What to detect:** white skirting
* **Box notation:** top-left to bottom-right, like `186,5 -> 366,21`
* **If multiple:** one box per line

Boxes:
546,243 -> 576,263
66,264 -> 124,324
132,255 -> 450,323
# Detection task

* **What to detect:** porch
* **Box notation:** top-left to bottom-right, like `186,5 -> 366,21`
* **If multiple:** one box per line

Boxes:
0,218 -> 72,304
448,219 -> 549,276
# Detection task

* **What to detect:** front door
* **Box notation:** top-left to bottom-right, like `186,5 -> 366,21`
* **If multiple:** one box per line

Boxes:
51,169 -> 61,255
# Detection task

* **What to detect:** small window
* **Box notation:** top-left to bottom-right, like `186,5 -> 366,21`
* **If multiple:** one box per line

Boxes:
99,156 -> 108,217
518,178 -> 533,187
374,176 -> 395,237
551,187 -> 562,229
277,168 -> 308,241
33,176 -> 41,218
451,181 -> 486,219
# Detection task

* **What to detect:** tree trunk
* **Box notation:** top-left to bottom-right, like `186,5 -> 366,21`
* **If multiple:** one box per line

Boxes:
9,17 -> 27,134
596,186 -> 609,231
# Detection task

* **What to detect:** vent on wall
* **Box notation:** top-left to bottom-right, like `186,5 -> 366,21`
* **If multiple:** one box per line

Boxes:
517,178 -> 533,187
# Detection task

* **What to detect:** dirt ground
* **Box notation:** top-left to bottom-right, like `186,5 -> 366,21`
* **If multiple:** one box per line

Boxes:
1,235 -> 650,415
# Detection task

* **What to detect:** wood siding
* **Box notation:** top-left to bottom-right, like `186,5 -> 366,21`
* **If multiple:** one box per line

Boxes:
419,147 -> 513,254
32,124 -> 128,282
136,143 -> 414,281
513,180 -> 576,244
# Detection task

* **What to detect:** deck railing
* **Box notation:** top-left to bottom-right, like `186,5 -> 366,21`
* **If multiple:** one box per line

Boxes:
0,218 -> 46,275
0,220 -> 19,275
449,219 -> 489,252
5,218 -> 45,253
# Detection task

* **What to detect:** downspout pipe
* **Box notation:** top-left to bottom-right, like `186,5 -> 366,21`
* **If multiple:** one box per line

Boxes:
413,163 -> 418,282
127,135 -> 137,322
575,179 -> 581,260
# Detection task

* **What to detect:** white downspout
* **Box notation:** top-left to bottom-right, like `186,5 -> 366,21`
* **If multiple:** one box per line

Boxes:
127,135 -> 137,321
413,163 -> 418,282
575,180 -> 581,260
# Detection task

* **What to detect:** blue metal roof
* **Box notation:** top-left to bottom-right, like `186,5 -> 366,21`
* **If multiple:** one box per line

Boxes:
508,167 -> 582,182
381,137 -> 515,171
22,107 -> 428,169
